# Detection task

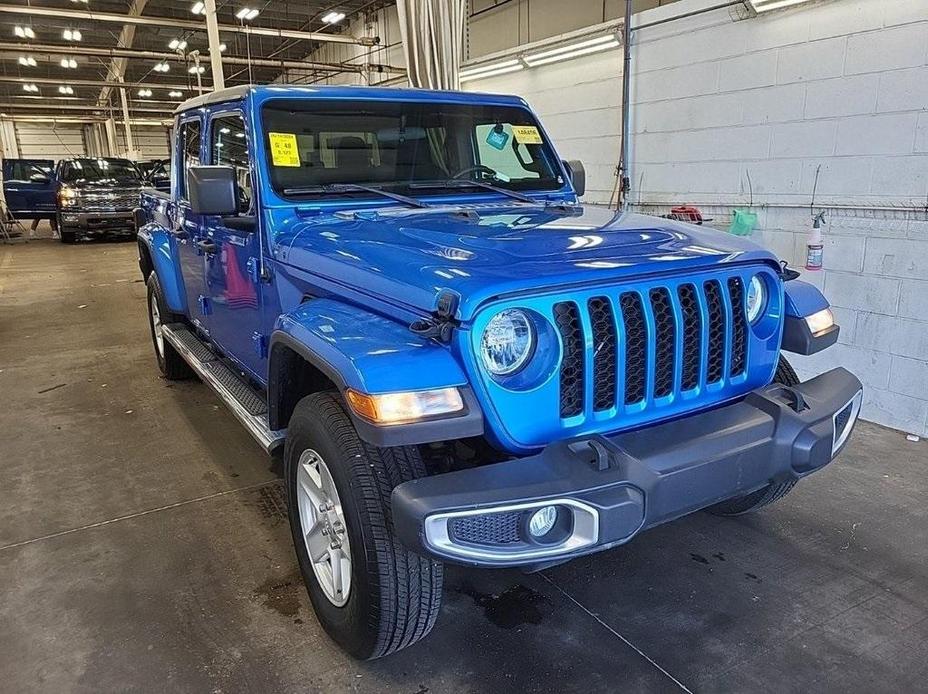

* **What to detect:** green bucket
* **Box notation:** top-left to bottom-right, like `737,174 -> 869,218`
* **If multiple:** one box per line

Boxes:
728,208 -> 757,236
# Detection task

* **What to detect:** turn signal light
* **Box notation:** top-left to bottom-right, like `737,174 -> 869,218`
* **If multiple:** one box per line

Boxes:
805,308 -> 835,336
345,388 -> 464,425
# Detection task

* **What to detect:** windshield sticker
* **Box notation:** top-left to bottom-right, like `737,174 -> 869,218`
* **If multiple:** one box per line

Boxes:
268,132 -> 300,167
512,125 -> 543,145
485,128 -> 509,151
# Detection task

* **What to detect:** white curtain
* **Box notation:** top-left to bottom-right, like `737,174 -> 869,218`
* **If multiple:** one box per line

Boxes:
396,0 -> 466,90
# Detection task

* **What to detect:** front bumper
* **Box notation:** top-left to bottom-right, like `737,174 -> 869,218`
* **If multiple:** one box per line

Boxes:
392,367 -> 863,568
60,210 -> 136,234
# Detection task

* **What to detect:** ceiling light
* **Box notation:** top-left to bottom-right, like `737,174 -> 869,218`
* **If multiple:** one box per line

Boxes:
63,28 -> 82,41
14,26 -> 35,40
218,43 -> 227,52
60,57 -> 78,68
191,1 -> 205,14
523,34 -> 620,67
459,59 -> 524,83
168,38 -> 188,51
58,85 -> 74,94
22,83 -> 39,92
747,0 -> 815,12
188,65 -> 205,74
321,11 -> 346,24
18,56 -> 37,67
169,90 -> 183,98
235,7 -> 259,20
154,61 -> 170,72
138,88 -> 152,97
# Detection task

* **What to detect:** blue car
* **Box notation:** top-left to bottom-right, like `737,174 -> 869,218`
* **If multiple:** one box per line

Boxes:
3,158 -> 57,227
138,85 -> 863,659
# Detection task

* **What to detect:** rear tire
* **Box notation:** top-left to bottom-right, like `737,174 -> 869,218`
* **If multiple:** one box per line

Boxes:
285,392 -> 443,659
707,356 -> 800,516
146,273 -> 192,380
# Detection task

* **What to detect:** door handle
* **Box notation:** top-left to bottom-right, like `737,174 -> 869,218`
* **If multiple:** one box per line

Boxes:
195,238 -> 217,254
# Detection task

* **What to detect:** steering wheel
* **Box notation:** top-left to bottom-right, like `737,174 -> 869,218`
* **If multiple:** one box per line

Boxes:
451,165 -> 499,181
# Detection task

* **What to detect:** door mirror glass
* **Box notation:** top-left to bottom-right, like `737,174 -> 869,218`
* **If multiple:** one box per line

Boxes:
563,159 -> 586,197
187,165 -> 238,216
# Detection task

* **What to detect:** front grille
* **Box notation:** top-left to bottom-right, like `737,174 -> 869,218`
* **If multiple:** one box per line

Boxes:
77,189 -> 140,212
555,275 -> 751,414
450,512 -> 522,546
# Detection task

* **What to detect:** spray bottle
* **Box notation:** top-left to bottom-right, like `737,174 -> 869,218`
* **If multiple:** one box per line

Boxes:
806,211 -> 826,271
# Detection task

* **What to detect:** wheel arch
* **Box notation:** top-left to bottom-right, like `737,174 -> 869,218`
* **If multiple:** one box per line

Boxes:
137,224 -> 186,315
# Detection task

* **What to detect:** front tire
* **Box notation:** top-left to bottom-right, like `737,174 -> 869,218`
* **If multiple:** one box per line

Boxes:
707,356 -> 800,516
146,273 -> 192,380
285,392 -> 443,659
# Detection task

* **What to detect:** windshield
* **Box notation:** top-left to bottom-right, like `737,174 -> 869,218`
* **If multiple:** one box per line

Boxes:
59,158 -> 141,185
262,99 -> 565,200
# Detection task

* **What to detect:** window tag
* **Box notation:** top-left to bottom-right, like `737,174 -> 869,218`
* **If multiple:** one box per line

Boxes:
268,132 -> 300,167
512,125 -> 543,145
485,129 -> 509,151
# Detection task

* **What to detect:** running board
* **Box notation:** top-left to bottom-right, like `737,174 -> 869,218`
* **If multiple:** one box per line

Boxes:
161,323 -> 285,453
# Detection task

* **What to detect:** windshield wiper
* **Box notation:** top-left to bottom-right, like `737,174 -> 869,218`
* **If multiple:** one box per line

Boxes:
282,183 -> 428,209
409,179 -> 536,204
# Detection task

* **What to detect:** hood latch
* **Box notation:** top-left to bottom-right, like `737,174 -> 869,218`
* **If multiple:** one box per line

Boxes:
409,291 -> 459,343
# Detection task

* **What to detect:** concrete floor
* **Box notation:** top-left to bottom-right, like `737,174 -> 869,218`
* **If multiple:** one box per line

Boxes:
1,236 -> 926,694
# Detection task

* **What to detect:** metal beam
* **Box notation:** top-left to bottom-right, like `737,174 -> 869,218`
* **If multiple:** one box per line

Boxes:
100,0 -> 148,105
0,102 -> 171,114
0,42 -> 368,73
0,4 -> 377,45
203,0 -> 224,90
0,75 -> 194,91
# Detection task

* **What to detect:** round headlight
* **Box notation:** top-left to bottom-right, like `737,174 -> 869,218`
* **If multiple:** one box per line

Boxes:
745,274 -> 766,323
481,309 -> 534,376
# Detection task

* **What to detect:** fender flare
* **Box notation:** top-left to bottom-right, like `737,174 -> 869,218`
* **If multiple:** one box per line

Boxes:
782,279 -> 839,355
138,224 -> 186,314
268,299 -> 484,447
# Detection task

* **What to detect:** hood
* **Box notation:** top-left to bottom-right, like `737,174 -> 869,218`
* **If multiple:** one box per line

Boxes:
65,178 -> 142,190
273,203 -> 779,321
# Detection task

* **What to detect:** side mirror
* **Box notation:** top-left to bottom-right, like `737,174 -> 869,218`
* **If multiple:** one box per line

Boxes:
187,165 -> 238,216
563,160 -> 585,197
29,173 -> 50,184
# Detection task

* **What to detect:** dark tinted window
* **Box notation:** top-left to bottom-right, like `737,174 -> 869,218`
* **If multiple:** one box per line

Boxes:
210,113 -> 251,212
9,159 -> 53,181
59,158 -> 140,184
179,119 -> 201,200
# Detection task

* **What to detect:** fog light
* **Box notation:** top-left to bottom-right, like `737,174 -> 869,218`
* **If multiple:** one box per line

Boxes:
528,506 -> 558,538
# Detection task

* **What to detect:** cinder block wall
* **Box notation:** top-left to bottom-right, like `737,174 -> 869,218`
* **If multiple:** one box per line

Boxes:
630,0 -> 928,436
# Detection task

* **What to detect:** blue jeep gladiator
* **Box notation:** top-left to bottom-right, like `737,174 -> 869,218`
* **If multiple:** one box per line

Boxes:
138,85 -> 862,659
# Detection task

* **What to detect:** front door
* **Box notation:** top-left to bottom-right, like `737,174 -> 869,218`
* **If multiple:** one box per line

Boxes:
173,117 -> 211,335
203,111 -> 266,379
4,159 -> 56,217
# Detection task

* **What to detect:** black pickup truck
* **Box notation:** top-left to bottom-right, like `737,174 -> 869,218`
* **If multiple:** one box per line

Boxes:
55,157 -> 143,243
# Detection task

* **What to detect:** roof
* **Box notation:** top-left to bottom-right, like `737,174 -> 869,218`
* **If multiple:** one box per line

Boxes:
173,84 -> 528,115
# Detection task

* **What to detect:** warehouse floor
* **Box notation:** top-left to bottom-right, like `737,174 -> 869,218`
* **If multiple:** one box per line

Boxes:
1,238 -> 926,694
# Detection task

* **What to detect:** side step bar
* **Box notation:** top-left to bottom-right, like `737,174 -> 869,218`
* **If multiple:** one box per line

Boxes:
161,323 -> 285,453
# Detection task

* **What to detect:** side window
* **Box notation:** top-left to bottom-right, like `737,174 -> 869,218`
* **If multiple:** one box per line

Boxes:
210,113 -> 252,213
474,123 -> 542,181
179,119 -> 201,201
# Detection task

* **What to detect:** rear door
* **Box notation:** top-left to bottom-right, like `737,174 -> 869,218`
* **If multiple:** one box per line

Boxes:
4,159 -> 56,216
173,117 -> 211,334
203,110 -> 266,379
